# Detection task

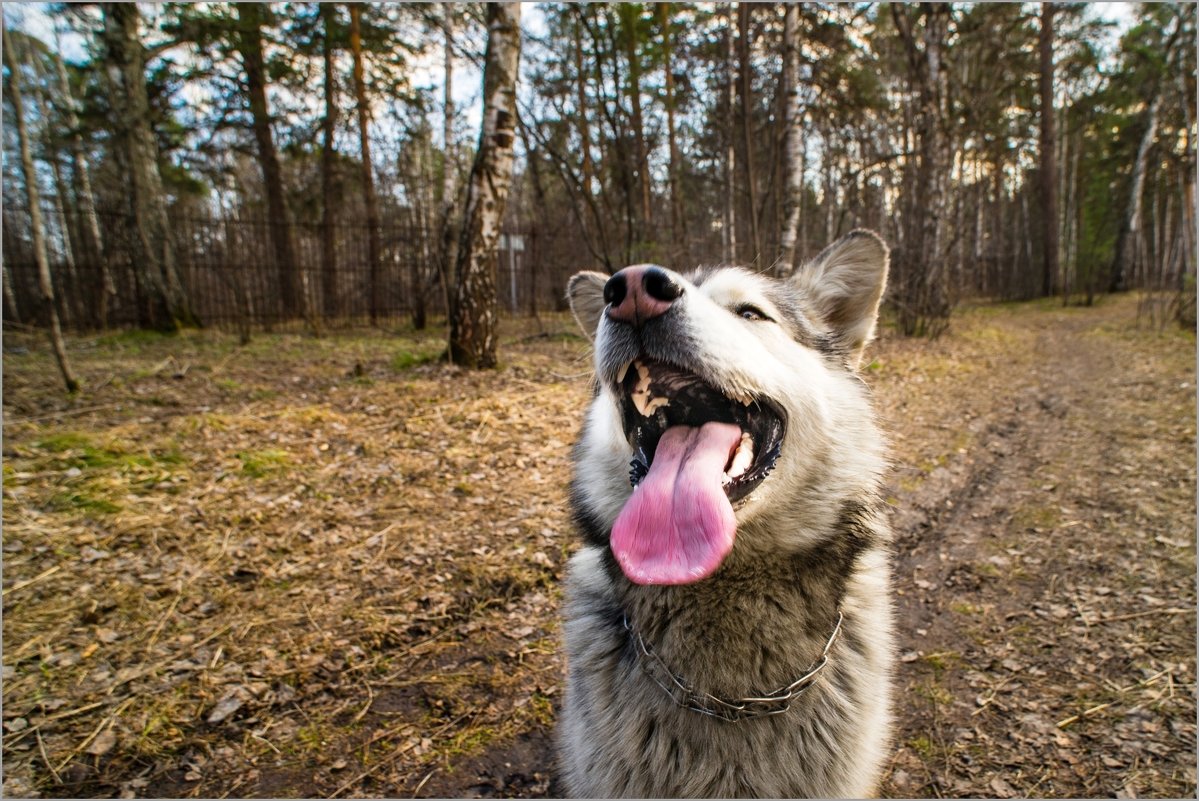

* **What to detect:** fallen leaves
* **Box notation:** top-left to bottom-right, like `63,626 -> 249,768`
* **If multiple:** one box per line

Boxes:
3,299 -> 1194,799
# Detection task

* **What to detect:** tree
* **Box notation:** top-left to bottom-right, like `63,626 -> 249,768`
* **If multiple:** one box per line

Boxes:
1039,2 -> 1059,297
51,41 -> 114,329
449,2 -> 521,369
722,5 -> 737,263
1109,8 -> 1184,294
99,2 -> 195,331
778,4 -> 803,274
349,3 -> 382,325
4,19 -> 78,392
618,4 -> 652,239
436,4 -> 460,331
233,3 -> 312,329
659,3 -> 687,264
891,3 -> 952,336
737,3 -> 762,266
320,2 -> 339,318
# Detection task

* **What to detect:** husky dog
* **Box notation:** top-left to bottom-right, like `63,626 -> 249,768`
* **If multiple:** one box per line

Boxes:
557,231 -> 894,798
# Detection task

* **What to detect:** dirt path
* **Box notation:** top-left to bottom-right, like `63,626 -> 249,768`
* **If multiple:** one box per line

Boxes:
874,300 -> 1196,798
2,295 -> 1194,798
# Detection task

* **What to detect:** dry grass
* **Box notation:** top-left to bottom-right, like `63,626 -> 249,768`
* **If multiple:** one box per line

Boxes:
2,295 -> 1195,798
3,317 -> 587,797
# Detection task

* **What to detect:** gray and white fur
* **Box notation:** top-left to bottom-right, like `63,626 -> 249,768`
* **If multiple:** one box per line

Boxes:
558,231 -> 895,798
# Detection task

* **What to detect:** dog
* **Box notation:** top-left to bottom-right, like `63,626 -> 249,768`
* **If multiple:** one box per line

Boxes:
556,230 -> 895,798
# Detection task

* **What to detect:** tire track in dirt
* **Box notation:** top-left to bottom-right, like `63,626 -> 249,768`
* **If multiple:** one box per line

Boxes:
881,306 -> 1196,798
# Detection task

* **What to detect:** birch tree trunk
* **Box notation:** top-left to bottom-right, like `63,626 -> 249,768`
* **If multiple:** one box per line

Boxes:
1110,93 -> 1162,293
320,2 -> 339,318
349,3 -> 382,325
450,2 -> 521,369
1038,2 -> 1059,297
100,2 -> 193,331
777,4 -> 803,274
4,20 -> 78,392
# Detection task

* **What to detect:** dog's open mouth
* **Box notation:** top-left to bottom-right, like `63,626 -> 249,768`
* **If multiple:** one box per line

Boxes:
609,358 -> 786,586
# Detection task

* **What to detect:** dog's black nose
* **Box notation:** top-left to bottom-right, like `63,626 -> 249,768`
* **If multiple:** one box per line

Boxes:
603,272 -> 627,307
606,265 -> 681,326
642,267 -> 682,302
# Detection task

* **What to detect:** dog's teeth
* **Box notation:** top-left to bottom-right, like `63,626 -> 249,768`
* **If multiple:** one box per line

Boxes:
616,361 -> 631,384
727,433 -> 755,479
632,392 -> 669,417
630,361 -> 664,417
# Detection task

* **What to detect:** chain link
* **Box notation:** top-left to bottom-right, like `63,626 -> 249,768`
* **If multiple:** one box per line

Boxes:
624,610 -> 844,723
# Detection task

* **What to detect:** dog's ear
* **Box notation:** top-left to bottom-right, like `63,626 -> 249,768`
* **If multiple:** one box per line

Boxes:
567,271 -> 609,341
792,229 -> 889,369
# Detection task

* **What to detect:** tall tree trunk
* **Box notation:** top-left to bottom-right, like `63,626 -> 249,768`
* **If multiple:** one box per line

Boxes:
1063,123 -> 1081,304
1038,2 -> 1059,297
54,50 -> 113,328
2,249 -> 19,323
349,3 -> 383,325
892,3 -> 950,335
410,137 -> 430,329
438,4 -> 459,327
45,151 -> 81,327
4,21 -> 78,392
450,2 -> 521,369
659,3 -> 686,265
777,3 -> 803,274
320,2 -> 339,318
1111,93 -> 1163,293
737,3 -> 762,266
619,4 -> 652,243
100,3 -> 193,331
520,132 -> 548,320
722,6 -> 737,263
235,3 -> 311,328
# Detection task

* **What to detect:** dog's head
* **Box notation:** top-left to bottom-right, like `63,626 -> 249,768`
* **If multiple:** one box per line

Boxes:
568,230 -> 889,586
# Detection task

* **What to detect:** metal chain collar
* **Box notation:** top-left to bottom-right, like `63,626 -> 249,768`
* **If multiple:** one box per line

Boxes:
623,610 -> 844,723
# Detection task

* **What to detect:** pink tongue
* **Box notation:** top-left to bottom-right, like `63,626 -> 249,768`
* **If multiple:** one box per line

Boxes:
611,422 -> 741,585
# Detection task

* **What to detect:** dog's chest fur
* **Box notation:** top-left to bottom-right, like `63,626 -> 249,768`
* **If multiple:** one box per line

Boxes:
558,537 -> 893,798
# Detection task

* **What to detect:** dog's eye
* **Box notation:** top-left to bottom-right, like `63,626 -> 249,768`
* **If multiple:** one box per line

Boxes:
735,304 -> 771,322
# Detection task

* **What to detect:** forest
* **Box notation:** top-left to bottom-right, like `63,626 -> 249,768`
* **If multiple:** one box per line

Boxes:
1,3 -> 1196,799
2,3 -> 1195,367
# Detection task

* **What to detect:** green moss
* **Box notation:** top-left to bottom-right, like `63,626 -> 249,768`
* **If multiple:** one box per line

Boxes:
447,725 -> 496,756
35,432 -> 98,454
908,734 -> 936,759
236,449 -> 292,478
49,490 -> 122,514
920,650 -> 962,674
94,329 -> 175,350
391,347 -> 442,372
1012,503 -> 1061,531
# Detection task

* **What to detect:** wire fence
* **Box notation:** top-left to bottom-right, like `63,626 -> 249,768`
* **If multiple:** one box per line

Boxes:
1,204 -> 546,333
